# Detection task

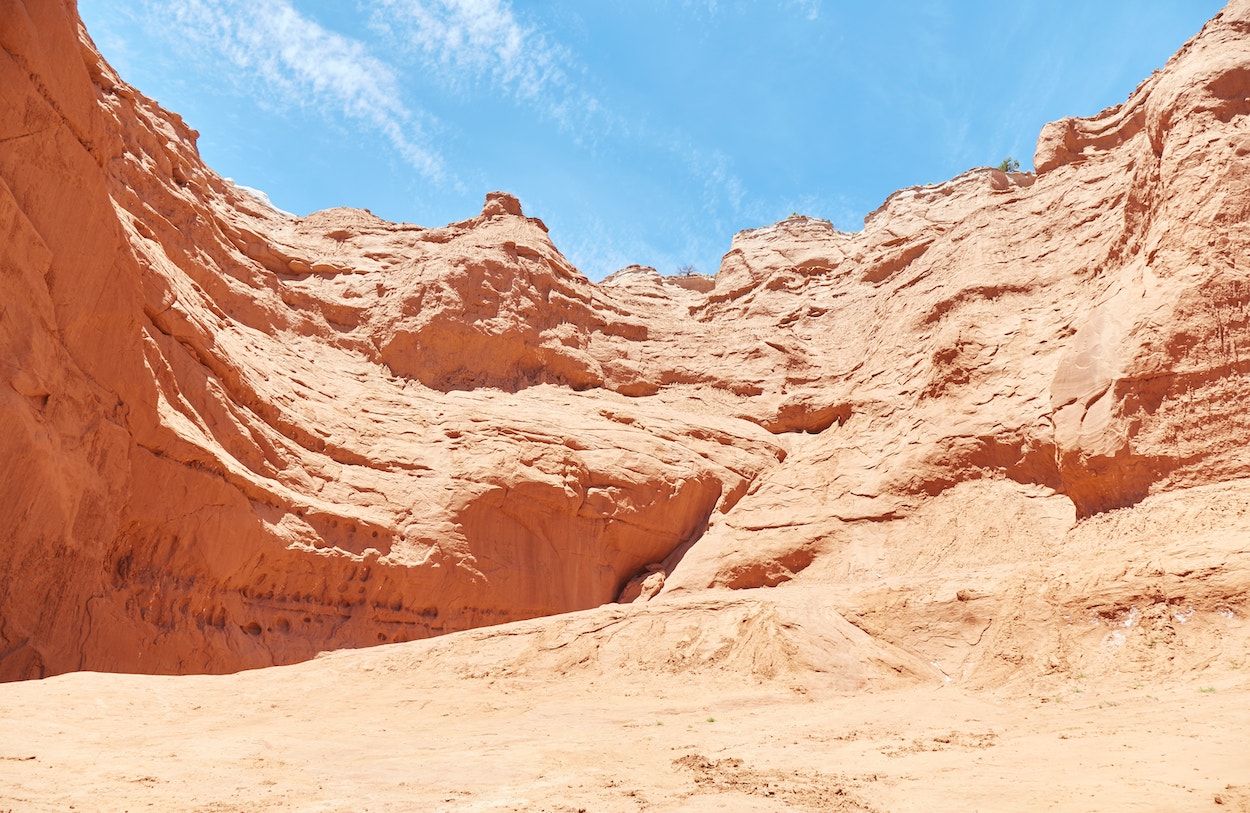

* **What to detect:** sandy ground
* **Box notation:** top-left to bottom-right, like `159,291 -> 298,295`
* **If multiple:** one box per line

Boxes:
2,592 -> 1248,813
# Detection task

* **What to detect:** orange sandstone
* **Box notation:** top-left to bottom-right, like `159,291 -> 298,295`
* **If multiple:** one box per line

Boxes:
0,0 -> 1248,702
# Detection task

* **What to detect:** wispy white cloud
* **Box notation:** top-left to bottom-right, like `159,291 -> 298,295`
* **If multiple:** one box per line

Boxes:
684,146 -> 747,219
369,0 -> 537,93
153,0 -> 443,179
789,0 -> 821,21
368,0 -> 595,127
680,0 -> 720,15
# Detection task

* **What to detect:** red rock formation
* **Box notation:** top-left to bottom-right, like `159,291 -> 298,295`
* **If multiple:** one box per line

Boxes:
2,0 -> 1249,684
0,0 -> 782,679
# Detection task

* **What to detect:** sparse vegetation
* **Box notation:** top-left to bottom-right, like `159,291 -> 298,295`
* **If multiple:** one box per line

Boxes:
1201,686 -> 1217,693
676,263 -> 697,275
996,157 -> 1021,172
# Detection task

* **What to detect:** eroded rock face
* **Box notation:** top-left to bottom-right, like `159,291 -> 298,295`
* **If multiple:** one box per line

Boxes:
1,0 -> 1249,681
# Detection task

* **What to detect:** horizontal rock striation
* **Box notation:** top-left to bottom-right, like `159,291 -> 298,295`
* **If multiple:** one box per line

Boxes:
1,0 -> 1249,682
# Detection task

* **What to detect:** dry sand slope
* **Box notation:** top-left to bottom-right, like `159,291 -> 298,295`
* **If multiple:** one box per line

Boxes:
0,587 -> 1248,811
3,0 -> 1250,808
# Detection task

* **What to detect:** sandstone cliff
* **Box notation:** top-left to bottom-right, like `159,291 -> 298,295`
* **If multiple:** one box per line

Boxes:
1,0 -> 1248,685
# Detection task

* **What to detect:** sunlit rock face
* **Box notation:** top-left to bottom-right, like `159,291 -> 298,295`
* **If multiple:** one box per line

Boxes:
2,0 -> 1250,682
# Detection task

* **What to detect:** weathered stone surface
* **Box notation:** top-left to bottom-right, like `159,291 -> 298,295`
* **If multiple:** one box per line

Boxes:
1,0 -> 1249,691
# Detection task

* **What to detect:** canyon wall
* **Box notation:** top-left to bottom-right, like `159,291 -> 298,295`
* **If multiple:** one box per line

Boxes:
1,0 -> 1249,681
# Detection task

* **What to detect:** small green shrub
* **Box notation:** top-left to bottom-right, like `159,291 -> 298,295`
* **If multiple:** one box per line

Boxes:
996,157 -> 1021,172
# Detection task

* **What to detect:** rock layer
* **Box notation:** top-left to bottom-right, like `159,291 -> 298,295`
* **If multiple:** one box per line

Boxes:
2,0 -> 1249,682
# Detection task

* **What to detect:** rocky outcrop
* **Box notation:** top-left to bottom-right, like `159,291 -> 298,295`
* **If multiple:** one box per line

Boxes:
2,0 -> 1249,682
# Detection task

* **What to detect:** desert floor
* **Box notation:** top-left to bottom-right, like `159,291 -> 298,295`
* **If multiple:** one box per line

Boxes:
2,591 -> 1248,812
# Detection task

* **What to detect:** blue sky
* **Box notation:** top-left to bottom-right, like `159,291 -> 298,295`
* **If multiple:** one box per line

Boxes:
80,1 -> 1224,280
